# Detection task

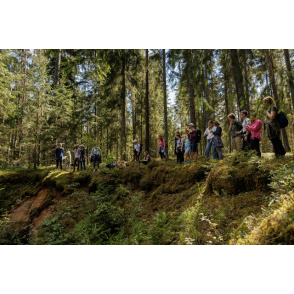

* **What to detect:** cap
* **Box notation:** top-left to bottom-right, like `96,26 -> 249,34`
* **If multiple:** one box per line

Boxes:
133,139 -> 138,142
188,123 -> 194,126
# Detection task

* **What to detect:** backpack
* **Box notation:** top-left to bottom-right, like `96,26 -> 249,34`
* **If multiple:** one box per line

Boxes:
269,107 -> 289,128
277,110 -> 288,128
165,143 -> 168,148
195,129 -> 202,143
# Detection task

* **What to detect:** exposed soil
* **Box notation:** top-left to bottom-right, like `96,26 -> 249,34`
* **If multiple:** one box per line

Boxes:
10,188 -> 64,234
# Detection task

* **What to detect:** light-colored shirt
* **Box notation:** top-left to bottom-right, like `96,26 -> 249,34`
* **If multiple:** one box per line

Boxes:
65,155 -> 71,163
134,144 -> 140,152
242,117 -> 251,133
74,149 -> 80,158
204,126 -> 216,140
176,138 -> 182,148
91,147 -> 101,157
184,136 -> 191,147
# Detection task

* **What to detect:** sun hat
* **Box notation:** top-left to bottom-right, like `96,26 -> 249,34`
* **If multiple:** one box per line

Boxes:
133,139 -> 138,142
67,150 -> 70,154
80,144 -> 84,147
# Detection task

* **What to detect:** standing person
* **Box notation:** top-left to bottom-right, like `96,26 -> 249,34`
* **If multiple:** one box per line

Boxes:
142,151 -> 151,165
212,121 -> 223,160
55,143 -> 64,170
158,134 -> 166,162
234,110 -> 251,151
174,131 -> 180,156
91,145 -> 101,172
133,139 -> 141,166
175,134 -> 184,164
64,151 -> 71,172
204,120 -> 217,160
182,129 -> 192,165
263,96 -> 286,157
228,113 -> 243,152
79,144 -> 87,171
188,123 -> 198,162
246,112 -> 262,157
73,144 -> 80,172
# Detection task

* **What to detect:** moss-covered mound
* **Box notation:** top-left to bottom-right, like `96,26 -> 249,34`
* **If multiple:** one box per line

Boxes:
235,194 -> 294,245
1,155 -> 294,245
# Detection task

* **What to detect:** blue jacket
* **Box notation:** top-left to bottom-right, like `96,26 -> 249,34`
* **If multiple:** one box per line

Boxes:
56,148 -> 64,159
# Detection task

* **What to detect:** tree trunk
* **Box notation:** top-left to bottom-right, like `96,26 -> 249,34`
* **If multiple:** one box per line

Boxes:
145,49 -> 150,152
163,49 -> 169,159
121,49 -> 126,161
188,49 -> 196,126
283,49 -> 294,109
266,49 -> 291,152
204,49 -> 210,126
54,49 -> 62,87
223,51 -> 231,152
241,50 -> 250,114
230,49 -> 248,111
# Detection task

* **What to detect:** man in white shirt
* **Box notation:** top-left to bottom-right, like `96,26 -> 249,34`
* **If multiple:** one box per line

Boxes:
234,110 -> 251,151
204,120 -> 217,160
73,144 -> 80,172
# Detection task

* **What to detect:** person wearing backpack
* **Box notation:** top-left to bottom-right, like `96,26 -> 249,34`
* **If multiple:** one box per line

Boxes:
55,143 -> 65,170
263,96 -> 286,157
174,131 -> 180,155
234,110 -> 252,152
188,123 -> 198,162
91,145 -> 101,172
175,134 -> 184,164
212,120 -> 223,160
73,144 -> 80,172
246,112 -> 262,157
133,139 -> 141,166
158,134 -> 166,162
182,129 -> 192,164
204,120 -> 217,160
228,113 -> 243,152
79,144 -> 87,171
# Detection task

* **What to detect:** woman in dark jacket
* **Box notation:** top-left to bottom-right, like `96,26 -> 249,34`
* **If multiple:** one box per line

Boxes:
174,131 -> 180,155
212,121 -> 223,160
263,96 -> 285,157
55,143 -> 65,170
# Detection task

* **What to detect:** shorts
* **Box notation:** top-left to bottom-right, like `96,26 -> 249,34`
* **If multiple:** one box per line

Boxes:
191,141 -> 198,153
134,150 -> 140,157
185,146 -> 191,154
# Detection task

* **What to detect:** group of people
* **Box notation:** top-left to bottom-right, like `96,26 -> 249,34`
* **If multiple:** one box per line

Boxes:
55,96 -> 288,171
164,95 -> 287,164
55,143 -> 101,172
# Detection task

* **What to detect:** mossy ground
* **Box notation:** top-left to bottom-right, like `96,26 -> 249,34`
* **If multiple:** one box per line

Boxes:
1,152 -> 294,245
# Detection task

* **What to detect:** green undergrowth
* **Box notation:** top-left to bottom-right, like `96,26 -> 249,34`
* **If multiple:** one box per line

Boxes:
1,153 -> 294,245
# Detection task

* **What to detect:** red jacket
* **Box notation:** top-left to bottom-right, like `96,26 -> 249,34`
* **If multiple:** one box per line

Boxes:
247,119 -> 262,141
188,129 -> 197,142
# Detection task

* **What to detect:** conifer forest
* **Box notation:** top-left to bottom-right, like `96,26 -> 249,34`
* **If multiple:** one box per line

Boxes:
1,49 -> 294,245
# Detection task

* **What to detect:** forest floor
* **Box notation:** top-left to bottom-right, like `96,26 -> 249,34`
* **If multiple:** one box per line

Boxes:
1,151 -> 294,245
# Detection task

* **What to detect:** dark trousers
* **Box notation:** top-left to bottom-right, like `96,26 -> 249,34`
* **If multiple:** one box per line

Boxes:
242,133 -> 251,151
270,137 -> 286,156
56,158 -> 62,169
80,158 -> 86,170
250,138 -> 261,157
176,148 -> 184,164
73,158 -> 79,171
142,161 -> 149,165
93,155 -> 100,169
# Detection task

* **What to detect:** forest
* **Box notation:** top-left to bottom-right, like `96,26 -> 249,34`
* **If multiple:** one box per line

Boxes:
1,49 -> 294,245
